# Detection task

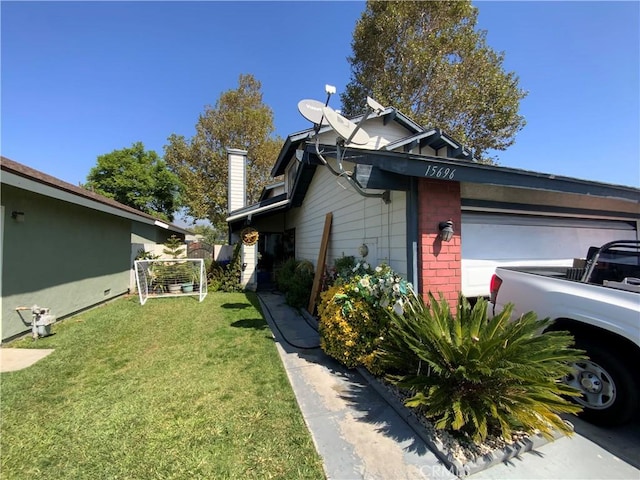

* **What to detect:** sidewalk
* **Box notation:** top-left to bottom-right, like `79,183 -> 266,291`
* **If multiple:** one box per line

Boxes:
257,291 -> 640,480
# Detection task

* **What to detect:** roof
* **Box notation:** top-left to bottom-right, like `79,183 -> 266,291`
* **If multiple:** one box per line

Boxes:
226,193 -> 291,227
258,181 -> 285,202
230,105 -> 639,228
1,156 -> 190,234
304,143 -> 640,204
271,107 -> 473,178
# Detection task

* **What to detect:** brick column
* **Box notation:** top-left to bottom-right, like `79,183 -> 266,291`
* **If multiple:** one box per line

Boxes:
417,179 -> 462,310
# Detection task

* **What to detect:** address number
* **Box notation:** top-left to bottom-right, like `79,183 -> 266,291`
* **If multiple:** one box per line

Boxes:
424,165 -> 456,179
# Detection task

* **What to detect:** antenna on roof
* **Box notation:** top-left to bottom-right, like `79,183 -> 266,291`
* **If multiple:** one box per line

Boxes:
341,96 -> 386,145
298,87 -> 385,147
297,84 -> 337,131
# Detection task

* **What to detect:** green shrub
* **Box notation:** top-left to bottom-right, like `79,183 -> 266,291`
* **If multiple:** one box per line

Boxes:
379,292 -> 586,442
275,258 -> 314,309
274,258 -> 296,291
208,243 -> 243,292
207,261 -> 224,292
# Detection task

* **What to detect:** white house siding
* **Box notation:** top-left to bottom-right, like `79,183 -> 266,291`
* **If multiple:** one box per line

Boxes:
227,149 -> 247,212
285,159 -> 408,277
316,116 -> 411,150
241,243 -> 257,291
283,116 -> 415,277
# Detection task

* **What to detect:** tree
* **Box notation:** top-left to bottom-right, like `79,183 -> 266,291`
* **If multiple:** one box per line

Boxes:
341,1 -> 527,163
164,74 -> 283,234
85,142 -> 182,221
192,224 -> 226,246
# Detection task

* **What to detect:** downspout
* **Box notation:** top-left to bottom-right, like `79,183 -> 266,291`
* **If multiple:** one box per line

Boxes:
406,177 -> 419,291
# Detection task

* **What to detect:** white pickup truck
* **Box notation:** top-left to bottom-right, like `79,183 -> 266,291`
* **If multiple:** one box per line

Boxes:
489,240 -> 640,426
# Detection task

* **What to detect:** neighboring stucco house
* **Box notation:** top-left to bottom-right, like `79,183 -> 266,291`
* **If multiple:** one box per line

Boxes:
226,105 -> 639,309
1,157 -> 189,341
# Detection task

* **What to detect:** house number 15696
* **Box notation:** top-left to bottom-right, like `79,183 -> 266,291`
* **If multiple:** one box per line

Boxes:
424,165 -> 456,179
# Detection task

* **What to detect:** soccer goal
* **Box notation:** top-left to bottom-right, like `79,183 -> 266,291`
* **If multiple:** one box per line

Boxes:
134,258 -> 208,305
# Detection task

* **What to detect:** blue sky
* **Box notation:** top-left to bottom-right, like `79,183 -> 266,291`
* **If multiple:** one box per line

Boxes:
2,1 -> 639,192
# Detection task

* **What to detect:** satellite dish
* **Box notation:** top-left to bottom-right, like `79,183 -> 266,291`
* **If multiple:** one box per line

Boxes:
367,96 -> 386,112
298,99 -> 329,126
321,106 -> 370,145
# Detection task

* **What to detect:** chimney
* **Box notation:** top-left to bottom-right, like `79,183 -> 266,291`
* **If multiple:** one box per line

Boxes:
227,148 -> 247,212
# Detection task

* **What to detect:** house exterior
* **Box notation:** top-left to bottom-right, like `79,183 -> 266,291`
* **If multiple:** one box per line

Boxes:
226,105 -> 640,309
1,157 -> 189,341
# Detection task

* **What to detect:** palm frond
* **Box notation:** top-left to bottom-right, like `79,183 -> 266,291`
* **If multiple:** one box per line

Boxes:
382,293 -> 584,441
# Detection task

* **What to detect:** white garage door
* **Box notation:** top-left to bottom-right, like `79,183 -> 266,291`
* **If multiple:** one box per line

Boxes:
461,213 -> 637,298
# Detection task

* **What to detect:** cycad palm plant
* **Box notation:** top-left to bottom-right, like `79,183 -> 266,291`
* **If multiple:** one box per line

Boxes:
379,292 -> 586,442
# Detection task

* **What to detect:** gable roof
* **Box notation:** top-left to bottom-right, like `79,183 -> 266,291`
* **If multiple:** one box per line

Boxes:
1,156 -> 190,234
271,107 -> 473,178
228,106 -> 639,228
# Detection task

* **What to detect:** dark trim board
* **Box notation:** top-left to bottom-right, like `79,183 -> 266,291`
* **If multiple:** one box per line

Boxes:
300,143 -> 640,203
374,155 -> 639,203
462,199 -> 640,222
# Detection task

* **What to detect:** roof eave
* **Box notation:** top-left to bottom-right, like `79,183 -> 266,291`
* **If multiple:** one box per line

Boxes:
1,156 -> 189,234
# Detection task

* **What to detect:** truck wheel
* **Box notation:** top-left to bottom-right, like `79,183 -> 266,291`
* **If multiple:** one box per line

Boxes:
565,338 -> 639,426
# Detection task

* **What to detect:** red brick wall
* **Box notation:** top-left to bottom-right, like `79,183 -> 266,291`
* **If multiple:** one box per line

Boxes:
417,179 -> 462,310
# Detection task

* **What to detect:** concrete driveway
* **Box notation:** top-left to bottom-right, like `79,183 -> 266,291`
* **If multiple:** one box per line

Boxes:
567,413 -> 640,470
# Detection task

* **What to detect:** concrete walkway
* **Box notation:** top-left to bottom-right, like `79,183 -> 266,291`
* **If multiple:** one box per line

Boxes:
256,291 -> 640,480
0,348 -> 54,373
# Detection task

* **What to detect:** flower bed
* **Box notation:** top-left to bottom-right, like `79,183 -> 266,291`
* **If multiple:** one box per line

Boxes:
316,257 -> 584,471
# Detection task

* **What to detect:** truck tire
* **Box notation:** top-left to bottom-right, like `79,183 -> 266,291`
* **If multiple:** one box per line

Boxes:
566,337 -> 639,426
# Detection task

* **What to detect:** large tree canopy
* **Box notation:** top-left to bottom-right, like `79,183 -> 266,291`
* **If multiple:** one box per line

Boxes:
164,74 -> 282,234
85,142 -> 182,221
341,1 -> 527,163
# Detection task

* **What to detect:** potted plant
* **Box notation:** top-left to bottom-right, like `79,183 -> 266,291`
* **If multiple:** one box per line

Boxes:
149,262 -> 178,294
161,235 -> 187,293
181,262 -> 201,293
168,280 -> 182,294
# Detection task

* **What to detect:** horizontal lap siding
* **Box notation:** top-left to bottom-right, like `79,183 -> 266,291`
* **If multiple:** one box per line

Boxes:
228,152 -> 246,212
286,162 -> 408,277
316,118 -> 409,150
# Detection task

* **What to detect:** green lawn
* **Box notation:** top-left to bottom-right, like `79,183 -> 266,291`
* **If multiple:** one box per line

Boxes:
1,293 -> 325,480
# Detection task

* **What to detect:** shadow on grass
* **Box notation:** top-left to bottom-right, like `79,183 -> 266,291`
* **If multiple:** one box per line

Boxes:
221,303 -> 252,310
245,292 -> 264,315
230,318 -> 268,330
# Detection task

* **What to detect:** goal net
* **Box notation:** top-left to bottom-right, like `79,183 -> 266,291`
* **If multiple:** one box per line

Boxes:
134,259 -> 208,305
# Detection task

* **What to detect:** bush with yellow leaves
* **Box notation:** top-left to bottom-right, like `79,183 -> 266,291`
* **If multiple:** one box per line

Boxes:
317,263 -> 413,374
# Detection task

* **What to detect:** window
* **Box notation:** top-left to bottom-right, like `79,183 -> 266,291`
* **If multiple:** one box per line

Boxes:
286,161 -> 298,197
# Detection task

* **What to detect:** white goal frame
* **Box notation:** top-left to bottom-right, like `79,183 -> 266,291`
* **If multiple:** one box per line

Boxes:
134,258 -> 208,305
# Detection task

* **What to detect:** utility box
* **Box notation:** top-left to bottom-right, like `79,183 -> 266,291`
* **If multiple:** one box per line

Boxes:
15,305 -> 57,339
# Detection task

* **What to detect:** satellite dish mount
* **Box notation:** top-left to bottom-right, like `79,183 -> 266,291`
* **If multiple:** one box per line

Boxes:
295,85 -> 390,204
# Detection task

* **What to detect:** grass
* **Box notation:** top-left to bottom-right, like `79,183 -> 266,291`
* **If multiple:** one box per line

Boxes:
1,293 -> 325,479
